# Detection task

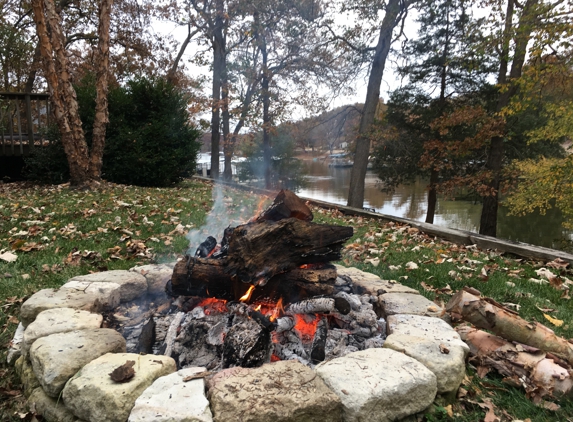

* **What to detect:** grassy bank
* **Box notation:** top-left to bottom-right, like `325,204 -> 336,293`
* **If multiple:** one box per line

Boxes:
1,180 -> 572,421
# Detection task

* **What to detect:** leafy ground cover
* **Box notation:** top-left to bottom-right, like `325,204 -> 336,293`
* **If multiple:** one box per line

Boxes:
1,180 -> 572,421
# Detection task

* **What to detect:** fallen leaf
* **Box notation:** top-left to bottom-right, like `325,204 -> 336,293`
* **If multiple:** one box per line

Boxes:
405,261 -> 418,270
0,251 -> 17,262
544,314 -> 564,327
546,258 -> 569,270
483,398 -> 500,422
109,360 -> 136,383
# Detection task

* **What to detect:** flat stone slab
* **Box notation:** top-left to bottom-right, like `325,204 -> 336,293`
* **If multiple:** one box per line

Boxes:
20,288 -> 119,327
7,322 -> 24,365
387,314 -> 470,354
130,264 -> 173,297
23,308 -> 103,356
69,270 -> 147,302
384,333 -> 466,393
129,367 -> 213,422
60,280 -> 121,311
207,360 -> 342,422
335,265 -> 419,295
30,328 -> 126,397
316,348 -> 437,422
379,293 -> 444,317
29,387 -> 82,422
62,353 -> 176,422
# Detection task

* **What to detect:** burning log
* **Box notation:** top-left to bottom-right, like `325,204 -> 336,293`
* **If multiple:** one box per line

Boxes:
457,326 -> 573,401
169,189 -> 353,302
447,288 -> 573,365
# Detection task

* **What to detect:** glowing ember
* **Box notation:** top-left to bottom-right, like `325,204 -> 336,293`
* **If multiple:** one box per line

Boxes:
196,297 -> 228,315
270,353 -> 281,362
293,314 -> 319,342
206,245 -> 219,258
239,285 -> 255,302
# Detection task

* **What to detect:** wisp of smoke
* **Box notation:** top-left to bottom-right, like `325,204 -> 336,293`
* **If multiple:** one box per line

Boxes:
185,185 -> 257,254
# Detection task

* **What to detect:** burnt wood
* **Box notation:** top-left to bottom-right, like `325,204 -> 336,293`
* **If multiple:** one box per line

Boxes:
170,219 -> 352,299
169,189 -> 353,302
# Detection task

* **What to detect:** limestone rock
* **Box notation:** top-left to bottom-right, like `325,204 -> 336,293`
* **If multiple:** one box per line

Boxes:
384,333 -> 466,393
23,308 -> 103,356
387,314 -> 470,354
60,280 -> 121,311
379,293 -> 444,317
29,329 -> 126,397
15,356 -> 40,397
128,367 -> 212,422
69,270 -> 147,302
28,387 -> 82,422
130,264 -> 173,297
62,353 -> 176,422
335,265 -> 420,295
207,360 -> 342,422
20,288 -> 119,327
316,348 -> 437,422
7,322 -> 25,365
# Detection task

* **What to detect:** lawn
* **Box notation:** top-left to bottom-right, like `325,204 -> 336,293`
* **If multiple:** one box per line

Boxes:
1,179 -> 572,421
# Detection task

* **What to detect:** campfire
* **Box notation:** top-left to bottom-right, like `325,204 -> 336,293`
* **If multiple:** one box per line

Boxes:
156,190 -> 385,370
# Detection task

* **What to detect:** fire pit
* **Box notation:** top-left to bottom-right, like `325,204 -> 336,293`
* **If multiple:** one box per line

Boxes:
10,190 -> 469,421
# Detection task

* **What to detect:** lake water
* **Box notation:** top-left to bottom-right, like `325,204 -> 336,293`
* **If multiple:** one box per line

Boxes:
298,159 -> 573,251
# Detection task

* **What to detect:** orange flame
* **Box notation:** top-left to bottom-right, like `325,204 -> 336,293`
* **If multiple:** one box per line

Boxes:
254,304 -> 262,312
269,298 -> 284,322
239,285 -> 255,302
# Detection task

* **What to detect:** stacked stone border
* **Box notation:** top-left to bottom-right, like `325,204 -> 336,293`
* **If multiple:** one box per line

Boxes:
8,264 -> 468,422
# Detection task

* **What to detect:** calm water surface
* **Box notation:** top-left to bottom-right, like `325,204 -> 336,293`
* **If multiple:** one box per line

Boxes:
298,160 -> 572,251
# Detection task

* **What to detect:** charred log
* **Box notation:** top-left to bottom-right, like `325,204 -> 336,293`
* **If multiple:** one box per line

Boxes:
222,317 -> 271,368
256,189 -> 313,222
311,318 -> 328,363
286,297 -> 350,315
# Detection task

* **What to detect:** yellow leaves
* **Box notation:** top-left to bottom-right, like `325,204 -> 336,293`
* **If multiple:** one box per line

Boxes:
543,313 -> 564,327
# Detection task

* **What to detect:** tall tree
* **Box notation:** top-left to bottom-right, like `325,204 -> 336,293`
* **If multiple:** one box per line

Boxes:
375,0 -> 490,223
478,0 -> 573,236
31,0 -> 113,188
346,0 -> 412,209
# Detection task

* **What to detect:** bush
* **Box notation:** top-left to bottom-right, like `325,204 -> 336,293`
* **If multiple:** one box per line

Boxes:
22,126 -> 70,184
24,76 -> 202,187
103,78 -> 201,186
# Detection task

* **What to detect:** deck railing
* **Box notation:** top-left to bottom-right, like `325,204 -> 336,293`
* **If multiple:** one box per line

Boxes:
0,92 -> 50,157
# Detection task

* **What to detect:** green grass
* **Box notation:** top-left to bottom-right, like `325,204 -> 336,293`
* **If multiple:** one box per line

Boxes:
1,180 -> 572,421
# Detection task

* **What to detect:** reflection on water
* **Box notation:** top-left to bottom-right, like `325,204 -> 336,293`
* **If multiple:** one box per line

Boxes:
299,160 -> 572,250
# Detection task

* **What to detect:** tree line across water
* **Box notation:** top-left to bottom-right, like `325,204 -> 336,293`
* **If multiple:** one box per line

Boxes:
1,0 -> 572,237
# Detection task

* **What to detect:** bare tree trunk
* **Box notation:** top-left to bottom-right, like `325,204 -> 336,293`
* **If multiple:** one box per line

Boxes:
347,0 -> 405,208
479,0 -> 536,236
210,0 -> 225,180
31,0 -> 113,188
167,24 -> 199,84
221,74 -> 231,180
425,169 -> 438,223
89,0 -> 113,180
32,0 -> 90,186
224,79 -> 258,180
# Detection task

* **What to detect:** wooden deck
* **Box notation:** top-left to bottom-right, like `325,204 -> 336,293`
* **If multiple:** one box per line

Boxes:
0,91 -> 50,157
